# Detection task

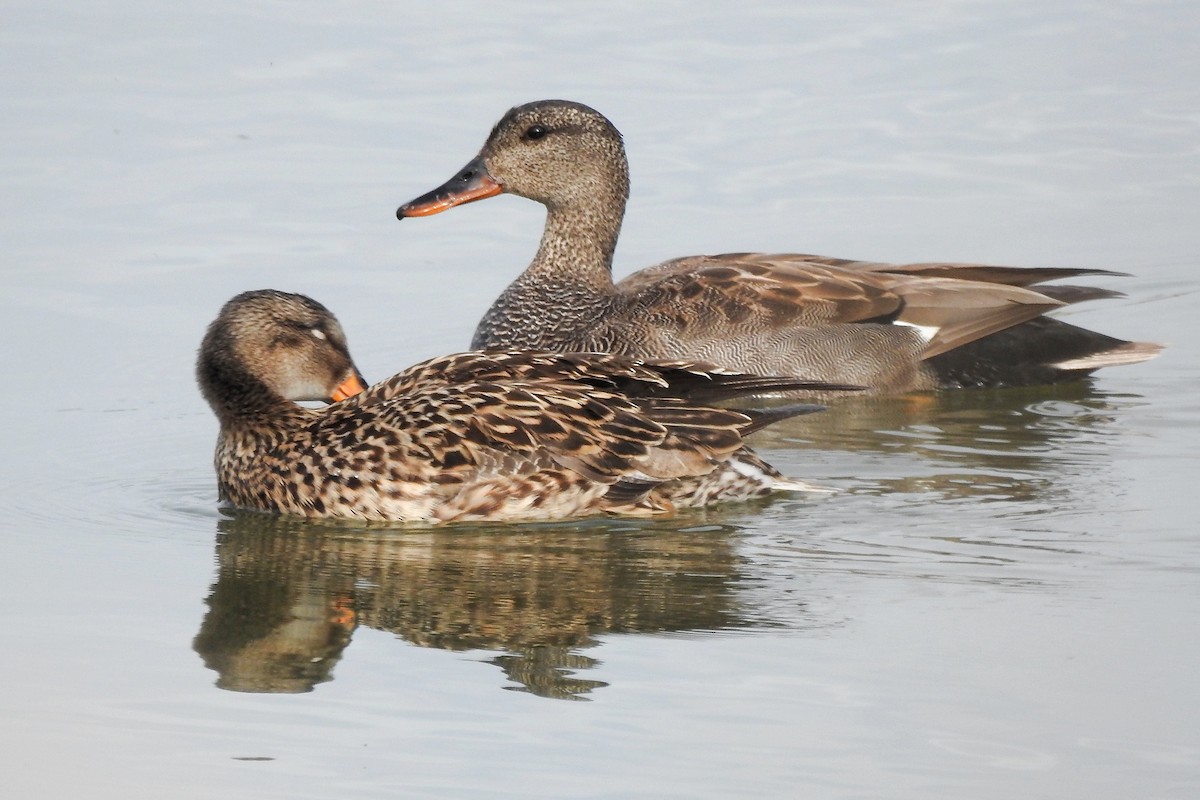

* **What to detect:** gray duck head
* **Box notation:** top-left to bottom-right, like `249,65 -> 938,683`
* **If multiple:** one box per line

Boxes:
397,99 -> 630,218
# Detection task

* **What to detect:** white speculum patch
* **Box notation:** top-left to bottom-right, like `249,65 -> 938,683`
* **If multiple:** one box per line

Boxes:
893,320 -> 939,342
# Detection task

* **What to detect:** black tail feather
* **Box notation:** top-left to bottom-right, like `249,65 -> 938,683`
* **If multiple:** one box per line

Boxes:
929,317 -> 1154,389
739,403 -> 828,434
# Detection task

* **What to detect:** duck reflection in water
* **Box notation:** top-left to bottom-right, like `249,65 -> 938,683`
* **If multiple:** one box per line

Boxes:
194,509 -> 777,699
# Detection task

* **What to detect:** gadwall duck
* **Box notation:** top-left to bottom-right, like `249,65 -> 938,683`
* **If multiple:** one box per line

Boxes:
197,290 -> 854,524
397,99 -> 1162,393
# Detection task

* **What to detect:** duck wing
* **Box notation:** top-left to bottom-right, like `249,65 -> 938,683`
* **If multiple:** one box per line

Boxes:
615,252 -> 1075,360
362,350 -> 858,403
340,351 -> 847,488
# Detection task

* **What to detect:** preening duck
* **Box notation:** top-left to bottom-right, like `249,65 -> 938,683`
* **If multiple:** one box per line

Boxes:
196,290 -> 853,524
397,99 -> 1161,393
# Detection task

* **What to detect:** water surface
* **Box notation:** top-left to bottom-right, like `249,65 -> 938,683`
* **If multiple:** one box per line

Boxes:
2,2 -> 1198,798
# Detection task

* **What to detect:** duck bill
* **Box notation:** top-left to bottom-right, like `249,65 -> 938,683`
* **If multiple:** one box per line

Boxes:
330,371 -> 368,402
396,156 -> 503,219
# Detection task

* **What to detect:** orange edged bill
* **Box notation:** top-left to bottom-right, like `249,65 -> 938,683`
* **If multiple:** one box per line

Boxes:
396,156 -> 502,218
330,371 -> 368,402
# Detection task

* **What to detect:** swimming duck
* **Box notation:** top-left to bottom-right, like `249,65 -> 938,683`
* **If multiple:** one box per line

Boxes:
396,99 -> 1162,393
196,290 -> 853,524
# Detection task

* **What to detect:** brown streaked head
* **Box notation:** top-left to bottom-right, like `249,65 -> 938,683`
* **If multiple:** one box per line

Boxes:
197,290 -> 368,417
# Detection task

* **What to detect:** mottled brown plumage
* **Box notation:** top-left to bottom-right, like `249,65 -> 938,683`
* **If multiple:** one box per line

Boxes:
196,291 -> 853,524
396,99 -> 1162,393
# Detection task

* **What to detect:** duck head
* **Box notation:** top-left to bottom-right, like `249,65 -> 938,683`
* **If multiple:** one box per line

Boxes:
397,99 -> 630,217
197,290 -> 367,421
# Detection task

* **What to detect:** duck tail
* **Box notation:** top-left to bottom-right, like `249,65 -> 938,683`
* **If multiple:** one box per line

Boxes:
737,403 -> 827,435
928,317 -> 1163,389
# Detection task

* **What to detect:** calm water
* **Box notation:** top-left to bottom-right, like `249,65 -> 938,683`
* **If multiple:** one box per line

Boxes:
3,1 -> 1198,798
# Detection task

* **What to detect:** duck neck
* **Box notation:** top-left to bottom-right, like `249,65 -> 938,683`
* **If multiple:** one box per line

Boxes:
472,167 -> 631,350
524,181 -> 627,294
197,350 -> 309,429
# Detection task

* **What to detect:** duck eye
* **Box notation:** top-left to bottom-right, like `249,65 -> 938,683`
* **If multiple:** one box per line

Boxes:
310,328 -> 327,341
523,124 -> 549,141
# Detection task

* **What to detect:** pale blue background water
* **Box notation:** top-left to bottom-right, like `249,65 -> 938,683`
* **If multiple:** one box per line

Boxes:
2,1 -> 1198,798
